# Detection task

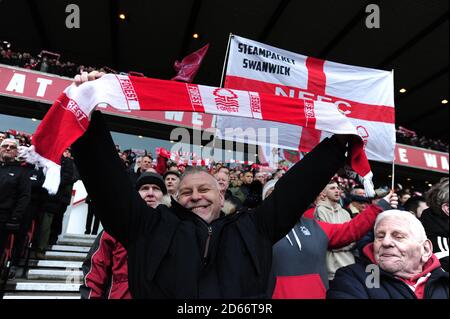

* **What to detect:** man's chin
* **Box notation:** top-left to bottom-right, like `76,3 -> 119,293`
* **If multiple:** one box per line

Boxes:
146,200 -> 158,208
192,207 -> 218,223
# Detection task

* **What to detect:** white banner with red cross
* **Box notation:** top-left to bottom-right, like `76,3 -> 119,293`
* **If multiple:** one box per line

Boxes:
217,35 -> 396,162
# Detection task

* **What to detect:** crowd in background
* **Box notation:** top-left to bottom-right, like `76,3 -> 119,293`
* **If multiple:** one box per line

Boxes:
396,127 -> 448,152
0,125 -> 448,299
0,43 -> 110,78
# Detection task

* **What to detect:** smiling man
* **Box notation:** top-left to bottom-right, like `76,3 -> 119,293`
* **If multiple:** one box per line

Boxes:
327,210 -> 449,299
70,71 -> 352,298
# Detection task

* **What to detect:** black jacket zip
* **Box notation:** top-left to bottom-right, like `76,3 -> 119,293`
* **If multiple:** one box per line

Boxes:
203,226 -> 213,264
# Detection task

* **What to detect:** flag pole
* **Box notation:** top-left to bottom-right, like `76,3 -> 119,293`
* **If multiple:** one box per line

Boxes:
391,160 -> 396,191
391,68 -> 396,192
213,33 -> 233,165
219,33 -> 233,88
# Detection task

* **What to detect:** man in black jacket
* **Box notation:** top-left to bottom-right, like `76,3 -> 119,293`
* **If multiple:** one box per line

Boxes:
421,177 -> 449,271
0,139 -> 31,252
70,71 -> 349,298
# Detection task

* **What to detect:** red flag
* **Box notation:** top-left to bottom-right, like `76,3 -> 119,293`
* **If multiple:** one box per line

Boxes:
171,44 -> 209,82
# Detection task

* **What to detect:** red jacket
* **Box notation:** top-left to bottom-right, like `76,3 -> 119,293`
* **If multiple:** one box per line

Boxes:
80,231 -> 131,299
271,205 -> 382,299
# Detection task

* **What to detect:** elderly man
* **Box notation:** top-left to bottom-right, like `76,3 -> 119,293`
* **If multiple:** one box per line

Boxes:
0,138 -> 31,252
71,71 -> 350,298
346,194 -> 371,218
129,155 -> 153,185
327,210 -> 449,299
254,172 -> 265,185
214,171 -> 242,215
164,171 -> 181,197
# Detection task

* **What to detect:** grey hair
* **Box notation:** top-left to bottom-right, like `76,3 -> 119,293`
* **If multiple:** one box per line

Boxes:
425,177 -> 449,213
350,187 -> 365,196
1,138 -> 19,147
374,210 -> 427,243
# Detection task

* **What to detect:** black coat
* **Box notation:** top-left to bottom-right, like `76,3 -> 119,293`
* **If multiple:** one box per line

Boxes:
420,207 -> 449,272
72,111 -> 346,298
327,254 -> 449,299
0,161 -> 31,223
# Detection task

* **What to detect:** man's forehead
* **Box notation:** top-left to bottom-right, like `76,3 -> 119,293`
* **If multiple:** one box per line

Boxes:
216,172 -> 228,179
139,183 -> 161,190
180,172 -> 216,186
375,217 -> 411,233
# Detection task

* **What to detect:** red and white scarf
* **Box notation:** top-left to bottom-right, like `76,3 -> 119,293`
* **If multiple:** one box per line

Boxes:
20,74 -> 374,196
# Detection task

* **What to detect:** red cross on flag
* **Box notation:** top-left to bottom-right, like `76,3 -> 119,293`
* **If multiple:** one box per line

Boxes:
216,35 -> 396,163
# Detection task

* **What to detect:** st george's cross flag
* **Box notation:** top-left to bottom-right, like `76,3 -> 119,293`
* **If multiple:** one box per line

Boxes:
217,34 -> 396,163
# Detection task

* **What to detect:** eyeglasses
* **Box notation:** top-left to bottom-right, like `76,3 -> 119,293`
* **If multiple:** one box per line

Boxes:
1,144 -> 17,150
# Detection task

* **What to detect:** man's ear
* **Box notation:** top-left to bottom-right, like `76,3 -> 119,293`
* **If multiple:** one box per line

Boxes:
421,239 -> 433,264
220,192 -> 225,208
441,202 -> 449,216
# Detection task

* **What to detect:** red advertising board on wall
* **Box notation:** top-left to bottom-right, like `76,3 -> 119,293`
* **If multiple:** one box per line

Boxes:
0,64 -> 215,128
395,144 -> 448,174
0,64 -> 448,174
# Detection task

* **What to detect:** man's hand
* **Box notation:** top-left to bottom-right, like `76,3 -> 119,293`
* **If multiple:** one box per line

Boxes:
332,134 -> 354,152
73,71 -> 105,87
382,191 -> 399,209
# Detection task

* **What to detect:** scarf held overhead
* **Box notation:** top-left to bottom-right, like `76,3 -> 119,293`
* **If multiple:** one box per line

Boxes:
21,74 -> 374,196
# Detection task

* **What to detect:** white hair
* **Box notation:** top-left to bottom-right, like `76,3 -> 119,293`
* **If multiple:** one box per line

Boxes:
1,138 -> 19,147
374,210 -> 427,243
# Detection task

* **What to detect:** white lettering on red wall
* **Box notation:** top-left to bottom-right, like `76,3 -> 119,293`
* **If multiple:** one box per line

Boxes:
395,144 -> 449,174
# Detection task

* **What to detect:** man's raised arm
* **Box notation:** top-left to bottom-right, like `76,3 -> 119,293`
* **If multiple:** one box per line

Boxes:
255,135 -> 347,244
72,110 -> 154,247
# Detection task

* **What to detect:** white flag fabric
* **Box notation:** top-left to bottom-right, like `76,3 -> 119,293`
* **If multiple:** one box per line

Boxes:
217,35 -> 396,162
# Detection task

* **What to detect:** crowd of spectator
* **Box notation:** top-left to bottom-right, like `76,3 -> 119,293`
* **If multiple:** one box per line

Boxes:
0,43 -> 111,78
396,127 -> 448,152
0,49 -> 449,298
0,123 -> 448,299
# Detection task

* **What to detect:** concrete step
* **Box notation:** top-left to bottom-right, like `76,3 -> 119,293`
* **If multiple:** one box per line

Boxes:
57,238 -> 95,247
27,269 -> 83,282
62,234 -> 98,240
48,245 -> 91,253
5,280 -> 81,292
2,292 -> 81,299
21,259 -> 83,269
44,251 -> 87,261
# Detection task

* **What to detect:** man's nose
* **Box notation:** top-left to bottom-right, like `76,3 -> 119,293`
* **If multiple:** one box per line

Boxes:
381,235 -> 394,247
191,189 -> 202,201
